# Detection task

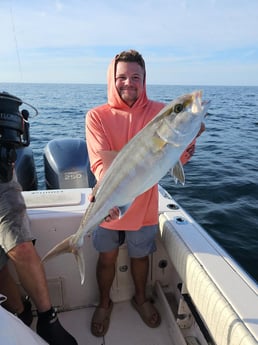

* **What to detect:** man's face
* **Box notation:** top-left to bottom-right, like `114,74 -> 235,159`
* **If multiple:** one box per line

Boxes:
115,61 -> 145,107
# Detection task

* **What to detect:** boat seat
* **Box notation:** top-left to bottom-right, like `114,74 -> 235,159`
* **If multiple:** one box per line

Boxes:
159,212 -> 257,345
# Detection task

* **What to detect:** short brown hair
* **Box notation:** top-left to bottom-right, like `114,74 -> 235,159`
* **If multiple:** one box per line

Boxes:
115,49 -> 146,75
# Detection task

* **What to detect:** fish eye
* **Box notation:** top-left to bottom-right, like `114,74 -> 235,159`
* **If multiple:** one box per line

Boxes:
174,103 -> 183,113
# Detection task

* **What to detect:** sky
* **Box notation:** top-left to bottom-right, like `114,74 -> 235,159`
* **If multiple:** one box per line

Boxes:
0,0 -> 258,86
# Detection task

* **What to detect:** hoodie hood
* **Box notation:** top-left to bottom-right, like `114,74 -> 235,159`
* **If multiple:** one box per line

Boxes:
107,56 -> 149,110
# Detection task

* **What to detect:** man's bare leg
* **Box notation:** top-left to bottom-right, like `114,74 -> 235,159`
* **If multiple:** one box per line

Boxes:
7,241 -> 51,312
131,256 -> 149,305
97,248 -> 119,308
131,256 -> 160,326
91,248 -> 119,335
0,264 -> 24,314
6,241 -> 77,344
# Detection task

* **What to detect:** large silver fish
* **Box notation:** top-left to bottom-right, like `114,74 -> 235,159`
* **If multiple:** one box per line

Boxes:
42,90 -> 210,284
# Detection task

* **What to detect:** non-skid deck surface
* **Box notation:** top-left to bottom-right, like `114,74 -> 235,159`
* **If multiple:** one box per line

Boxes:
44,300 -> 173,345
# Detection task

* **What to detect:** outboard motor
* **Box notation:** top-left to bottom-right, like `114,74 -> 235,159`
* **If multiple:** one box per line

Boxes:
0,91 -> 38,190
44,138 -> 96,189
16,147 -> 38,190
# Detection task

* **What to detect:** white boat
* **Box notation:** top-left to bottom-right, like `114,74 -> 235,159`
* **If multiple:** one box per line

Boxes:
2,137 -> 257,345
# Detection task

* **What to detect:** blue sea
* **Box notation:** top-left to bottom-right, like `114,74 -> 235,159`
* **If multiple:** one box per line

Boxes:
1,83 -> 257,283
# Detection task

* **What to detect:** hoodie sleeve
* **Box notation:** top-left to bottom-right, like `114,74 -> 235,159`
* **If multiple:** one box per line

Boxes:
85,108 -> 111,181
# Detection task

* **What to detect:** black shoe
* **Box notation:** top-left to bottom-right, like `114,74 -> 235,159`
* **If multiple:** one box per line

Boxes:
36,307 -> 77,345
17,296 -> 33,327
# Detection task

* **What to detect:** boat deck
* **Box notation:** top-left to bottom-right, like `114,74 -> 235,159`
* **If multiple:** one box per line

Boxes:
52,299 -> 174,345
30,279 -> 194,345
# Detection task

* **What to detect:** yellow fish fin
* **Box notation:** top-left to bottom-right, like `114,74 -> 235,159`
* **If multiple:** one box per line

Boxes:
152,136 -> 167,152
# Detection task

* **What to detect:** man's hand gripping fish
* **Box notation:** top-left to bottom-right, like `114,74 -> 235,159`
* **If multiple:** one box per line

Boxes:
42,90 -> 210,284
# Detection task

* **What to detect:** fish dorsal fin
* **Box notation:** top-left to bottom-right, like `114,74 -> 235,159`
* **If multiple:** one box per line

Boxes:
171,160 -> 185,185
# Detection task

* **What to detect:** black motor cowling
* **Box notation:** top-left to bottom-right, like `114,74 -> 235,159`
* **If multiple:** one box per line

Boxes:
44,138 -> 96,189
15,147 -> 38,190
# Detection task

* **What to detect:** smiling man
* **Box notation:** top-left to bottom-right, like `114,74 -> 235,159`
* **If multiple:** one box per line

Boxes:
85,49 -> 204,337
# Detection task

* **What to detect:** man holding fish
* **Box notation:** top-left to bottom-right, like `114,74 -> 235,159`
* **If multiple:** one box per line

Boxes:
85,49 -> 206,337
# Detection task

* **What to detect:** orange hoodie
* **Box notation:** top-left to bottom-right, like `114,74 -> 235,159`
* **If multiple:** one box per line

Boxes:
85,57 -> 165,230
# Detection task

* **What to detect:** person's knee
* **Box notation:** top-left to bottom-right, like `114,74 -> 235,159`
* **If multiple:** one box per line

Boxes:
98,249 -> 119,266
131,255 -> 148,263
7,241 -> 39,263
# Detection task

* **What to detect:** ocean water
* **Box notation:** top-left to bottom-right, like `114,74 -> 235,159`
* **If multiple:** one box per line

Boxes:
1,83 -> 257,283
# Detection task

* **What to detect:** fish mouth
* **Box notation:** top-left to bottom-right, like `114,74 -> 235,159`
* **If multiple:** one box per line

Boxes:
191,98 -> 210,118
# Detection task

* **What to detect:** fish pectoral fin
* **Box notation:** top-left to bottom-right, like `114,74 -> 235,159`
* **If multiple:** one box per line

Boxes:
152,134 -> 179,153
171,161 -> 185,185
151,136 -> 167,152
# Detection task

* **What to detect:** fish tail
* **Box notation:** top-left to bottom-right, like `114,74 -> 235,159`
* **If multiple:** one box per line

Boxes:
74,247 -> 85,285
42,234 -> 86,285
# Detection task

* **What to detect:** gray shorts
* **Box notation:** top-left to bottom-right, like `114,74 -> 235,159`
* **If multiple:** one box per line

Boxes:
0,179 -> 33,270
92,224 -> 158,258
